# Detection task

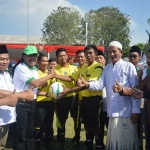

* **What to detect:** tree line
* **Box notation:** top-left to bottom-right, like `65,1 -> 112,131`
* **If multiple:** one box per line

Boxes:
42,6 -> 150,57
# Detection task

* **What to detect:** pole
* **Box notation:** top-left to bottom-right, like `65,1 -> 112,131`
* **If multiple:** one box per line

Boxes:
85,16 -> 88,46
27,0 -> 29,45
48,52 -> 50,59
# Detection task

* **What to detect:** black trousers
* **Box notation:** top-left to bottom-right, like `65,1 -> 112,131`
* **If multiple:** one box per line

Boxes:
35,101 -> 55,128
34,101 -> 55,145
13,100 -> 36,150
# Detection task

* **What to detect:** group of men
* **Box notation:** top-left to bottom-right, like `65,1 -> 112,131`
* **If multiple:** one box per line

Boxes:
0,41 -> 150,150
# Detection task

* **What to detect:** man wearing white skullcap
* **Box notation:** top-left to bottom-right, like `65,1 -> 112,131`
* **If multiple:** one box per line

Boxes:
77,41 -> 140,149
108,41 -> 123,50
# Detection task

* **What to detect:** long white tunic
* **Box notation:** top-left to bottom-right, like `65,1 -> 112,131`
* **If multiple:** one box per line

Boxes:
89,59 -> 141,117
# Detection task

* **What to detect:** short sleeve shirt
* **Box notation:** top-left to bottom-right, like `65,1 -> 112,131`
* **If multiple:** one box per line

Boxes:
71,61 -> 103,97
54,64 -> 77,97
0,71 -> 16,126
36,69 -> 54,102
13,63 -> 38,99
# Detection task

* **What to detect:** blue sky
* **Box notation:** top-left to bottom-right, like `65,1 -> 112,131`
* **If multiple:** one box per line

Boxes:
0,0 -> 150,45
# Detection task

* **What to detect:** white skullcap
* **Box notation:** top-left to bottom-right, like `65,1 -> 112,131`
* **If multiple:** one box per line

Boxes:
108,41 -> 122,50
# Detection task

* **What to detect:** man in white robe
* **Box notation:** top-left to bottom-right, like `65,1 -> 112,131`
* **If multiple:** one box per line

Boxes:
77,41 -> 141,150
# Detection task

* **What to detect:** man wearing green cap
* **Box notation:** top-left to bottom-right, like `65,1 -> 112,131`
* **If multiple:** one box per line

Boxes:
12,46 -> 54,150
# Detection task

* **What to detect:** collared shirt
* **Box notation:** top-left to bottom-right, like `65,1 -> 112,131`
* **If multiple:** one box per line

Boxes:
13,63 -> 38,99
36,69 -> 54,102
0,71 -> 16,126
54,64 -> 77,97
102,87 -> 107,111
89,59 -> 141,117
71,61 -> 103,97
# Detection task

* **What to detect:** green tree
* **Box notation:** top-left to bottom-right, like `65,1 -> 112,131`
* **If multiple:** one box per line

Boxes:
42,7 -> 84,45
146,18 -> 150,49
84,7 -> 131,50
136,43 -> 149,55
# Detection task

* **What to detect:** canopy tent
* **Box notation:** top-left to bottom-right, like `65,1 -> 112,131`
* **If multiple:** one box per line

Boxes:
44,45 -> 104,56
3,44 -> 104,59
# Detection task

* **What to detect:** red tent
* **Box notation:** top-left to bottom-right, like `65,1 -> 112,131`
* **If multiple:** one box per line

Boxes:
5,44 -> 104,57
44,45 -> 104,56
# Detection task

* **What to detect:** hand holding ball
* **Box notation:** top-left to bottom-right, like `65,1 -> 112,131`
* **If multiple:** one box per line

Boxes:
49,82 -> 64,99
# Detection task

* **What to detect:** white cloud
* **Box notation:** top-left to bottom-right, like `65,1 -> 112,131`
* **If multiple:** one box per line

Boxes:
129,18 -> 138,31
0,0 -> 85,36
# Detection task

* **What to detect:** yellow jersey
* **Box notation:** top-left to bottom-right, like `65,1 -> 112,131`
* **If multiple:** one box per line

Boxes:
71,61 -> 103,97
77,66 -> 83,101
36,69 -> 54,102
54,64 -> 77,97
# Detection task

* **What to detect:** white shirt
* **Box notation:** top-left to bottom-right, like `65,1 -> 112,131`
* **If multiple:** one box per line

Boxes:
13,63 -> 38,99
102,87 -> 107,112
0,71 -> 16,126
89,59 -> 141,117
142,67 -> 147,79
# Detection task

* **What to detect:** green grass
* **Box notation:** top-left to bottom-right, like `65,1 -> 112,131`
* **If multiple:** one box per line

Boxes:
5,114 -> 145,150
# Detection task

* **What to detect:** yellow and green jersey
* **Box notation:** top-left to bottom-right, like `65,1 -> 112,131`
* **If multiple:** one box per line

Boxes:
36,69 -> 54,102
54,64 -> 77,97
71,61 -> 103,97
77,66 -> 83,101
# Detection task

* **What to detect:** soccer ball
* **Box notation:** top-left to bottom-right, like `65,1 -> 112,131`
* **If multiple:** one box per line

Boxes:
49,82 -> 64,99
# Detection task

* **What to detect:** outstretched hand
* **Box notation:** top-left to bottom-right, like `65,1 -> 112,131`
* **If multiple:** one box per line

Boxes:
113,80 -> 123,93
131,88 -> 143,99
57,84 -> 70,99
77,75 -> 89,88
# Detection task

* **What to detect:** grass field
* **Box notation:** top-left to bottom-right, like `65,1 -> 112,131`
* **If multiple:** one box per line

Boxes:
5,114 -> 145,150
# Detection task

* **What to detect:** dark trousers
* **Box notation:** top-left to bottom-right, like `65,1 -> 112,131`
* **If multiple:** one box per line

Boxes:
99,101 -> 109,143
34,101 -> 55,145
13,100 -> 36,150
144,102 -> 150,150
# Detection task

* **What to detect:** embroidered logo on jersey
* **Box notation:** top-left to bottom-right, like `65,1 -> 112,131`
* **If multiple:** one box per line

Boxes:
85,71 -> 90,77
64,72 -> 67,75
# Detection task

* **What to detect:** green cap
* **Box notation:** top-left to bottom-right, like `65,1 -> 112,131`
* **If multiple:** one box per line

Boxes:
23,46 -> 38,55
